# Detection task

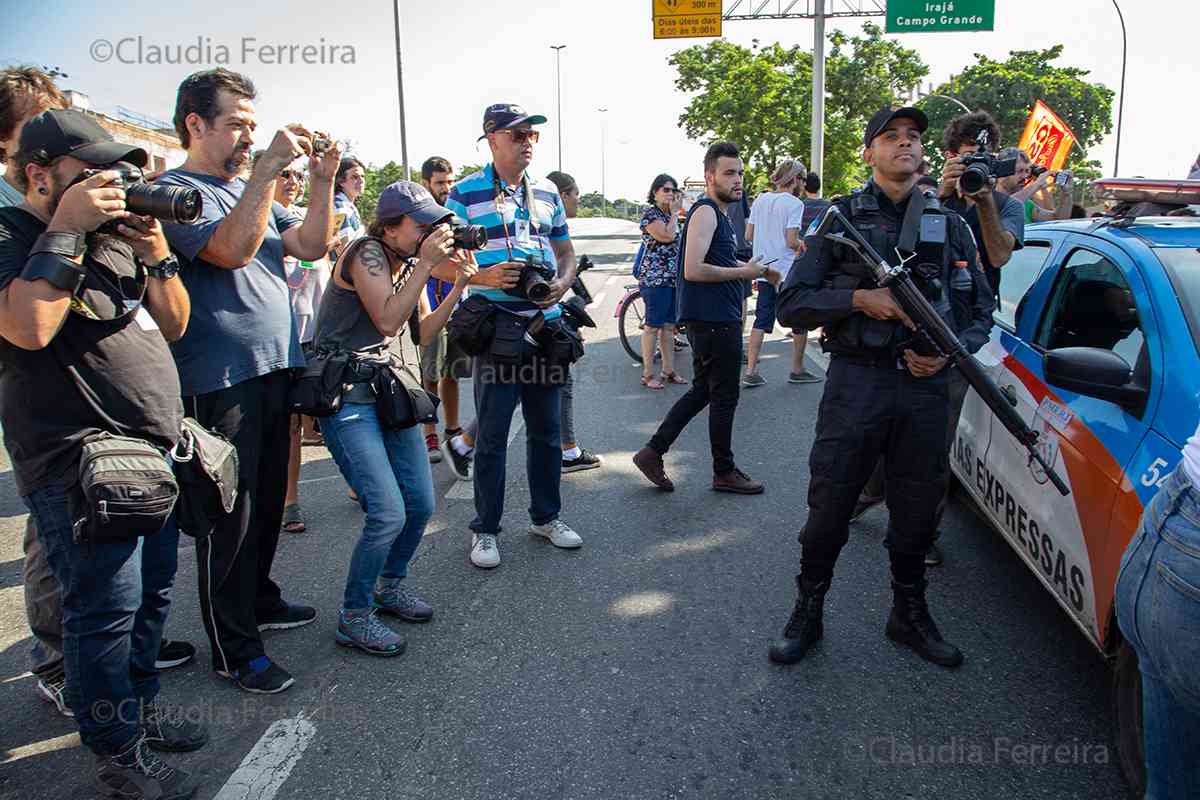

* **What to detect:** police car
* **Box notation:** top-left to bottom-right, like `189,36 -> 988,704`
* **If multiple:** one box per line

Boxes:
951,178 -> 1200,796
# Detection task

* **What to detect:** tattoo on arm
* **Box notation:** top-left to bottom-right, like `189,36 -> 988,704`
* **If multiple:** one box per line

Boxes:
358,241 -> 388,278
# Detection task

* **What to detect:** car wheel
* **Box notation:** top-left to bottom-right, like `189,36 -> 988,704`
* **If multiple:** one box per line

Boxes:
1112,641 -> 1146,799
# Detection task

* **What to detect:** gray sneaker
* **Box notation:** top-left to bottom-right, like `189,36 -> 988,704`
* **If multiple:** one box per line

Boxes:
336,609 -> 407,657
374,579 -> 434,622
742,372 -> 767,388
94,735 -> 201,800
141,700 -> 208,752
788,370 -> 823,384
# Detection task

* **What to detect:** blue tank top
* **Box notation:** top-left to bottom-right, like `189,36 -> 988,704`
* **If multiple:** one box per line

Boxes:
676,197 -> 744,323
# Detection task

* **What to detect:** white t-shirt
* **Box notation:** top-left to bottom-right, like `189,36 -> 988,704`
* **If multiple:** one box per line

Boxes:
748,191 -> 805,282
1182,420 -> 1200,488
282,206 -> 331,344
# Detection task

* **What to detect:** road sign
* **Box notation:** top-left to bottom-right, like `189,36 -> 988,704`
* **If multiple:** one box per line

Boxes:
653,0 -> 722,40
885,0 -> 995,33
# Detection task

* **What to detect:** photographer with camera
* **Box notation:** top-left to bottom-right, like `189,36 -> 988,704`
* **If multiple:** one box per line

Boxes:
768,107 -> 992,669
158,68 -> 339,695
995,147 -> 1071,223
0,108 -> 206,798
314,180 -> 476,655
443,103 -> 583,570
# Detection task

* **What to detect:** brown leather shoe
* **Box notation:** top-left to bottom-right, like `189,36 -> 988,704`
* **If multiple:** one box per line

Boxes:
712,468 -> 764,494
633,447 -> 674,491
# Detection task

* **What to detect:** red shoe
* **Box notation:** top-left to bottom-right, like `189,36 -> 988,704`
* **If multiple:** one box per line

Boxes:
426,433 -> 443,464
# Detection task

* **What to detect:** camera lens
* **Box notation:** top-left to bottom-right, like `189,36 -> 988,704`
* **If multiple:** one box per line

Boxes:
959,165 -> 988,195
452,224 -> 488,250
126,183 -> 203,224
525,275 -> 553,303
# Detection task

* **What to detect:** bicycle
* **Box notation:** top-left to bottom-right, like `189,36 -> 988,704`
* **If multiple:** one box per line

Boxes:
615,285 -> 687,364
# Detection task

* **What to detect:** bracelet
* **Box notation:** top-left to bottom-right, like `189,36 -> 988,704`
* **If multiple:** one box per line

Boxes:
21,251 -> 87,292
32,231 -> 85,259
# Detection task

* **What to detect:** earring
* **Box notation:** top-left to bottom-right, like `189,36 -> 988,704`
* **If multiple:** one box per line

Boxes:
37,186 -> 48,195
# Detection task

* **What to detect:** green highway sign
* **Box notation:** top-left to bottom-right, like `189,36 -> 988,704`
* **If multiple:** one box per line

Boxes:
885,0 -> 995,33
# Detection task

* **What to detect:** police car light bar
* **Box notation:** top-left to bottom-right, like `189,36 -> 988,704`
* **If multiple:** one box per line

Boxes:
1091,178 -> 1200,206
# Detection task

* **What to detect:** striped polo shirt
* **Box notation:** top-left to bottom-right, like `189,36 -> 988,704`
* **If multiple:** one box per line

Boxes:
445,163 -> 569,320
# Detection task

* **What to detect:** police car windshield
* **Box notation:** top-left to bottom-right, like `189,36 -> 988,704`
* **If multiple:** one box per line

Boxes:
1155,248 -> 1200,349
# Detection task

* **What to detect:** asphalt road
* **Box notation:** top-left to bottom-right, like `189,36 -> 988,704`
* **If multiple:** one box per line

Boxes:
0,218 -> 1129,799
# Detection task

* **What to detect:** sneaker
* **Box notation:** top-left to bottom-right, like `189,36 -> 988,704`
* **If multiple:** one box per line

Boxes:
470,533 -> 500,569
94,735 -> 201,800
336,609 -> 407,657
257,603 -> 317,631
742,372 -> 767,388
925,542 -> 945,567
155,639 -> 196,671
529,519 -> 583,549
374,579 -> 434,622
849,494 -> 884,523
36,675 -> 74,717
788,370 -> 823,384
712,468 -> 765,494
674,334 -> 688,350
426,433 -> 443,464
562,449 -> 602,473
216,656 -> 294,695
632,446 -> 674,492
141,700 -> 208,753
441,436 -> 473,482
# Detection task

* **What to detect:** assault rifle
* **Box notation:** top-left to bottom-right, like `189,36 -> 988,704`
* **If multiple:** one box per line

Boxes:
813,204 -> 1070,496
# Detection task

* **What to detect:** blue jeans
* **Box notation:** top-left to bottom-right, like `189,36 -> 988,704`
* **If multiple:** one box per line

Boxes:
321,402 -> 436,610
470,357 -> 562,535
24,480 -> 179,756
1116,466 -> 1200,799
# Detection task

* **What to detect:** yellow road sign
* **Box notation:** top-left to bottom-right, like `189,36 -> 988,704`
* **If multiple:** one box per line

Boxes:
652,0 -> 722,40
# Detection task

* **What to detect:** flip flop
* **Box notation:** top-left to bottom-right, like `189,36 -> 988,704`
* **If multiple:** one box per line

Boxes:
282,503 -> 306,534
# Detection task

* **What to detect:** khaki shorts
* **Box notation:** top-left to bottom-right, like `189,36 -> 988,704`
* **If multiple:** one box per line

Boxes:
419,329 -> 472,383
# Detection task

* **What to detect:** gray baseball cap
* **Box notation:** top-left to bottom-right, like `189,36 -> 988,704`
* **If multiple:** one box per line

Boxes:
375,180 -> 454,225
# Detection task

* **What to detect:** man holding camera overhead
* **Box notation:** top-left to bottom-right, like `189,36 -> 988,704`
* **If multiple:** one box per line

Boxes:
158,68 -> 339,695
443,103 -> 582,570
0,108 -> 206,797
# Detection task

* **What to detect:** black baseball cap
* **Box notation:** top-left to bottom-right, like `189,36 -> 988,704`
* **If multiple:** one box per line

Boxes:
18,108 -> 148,167
478,103 -> 547,142
376,180 -> 454,225
863,106 -> 929,147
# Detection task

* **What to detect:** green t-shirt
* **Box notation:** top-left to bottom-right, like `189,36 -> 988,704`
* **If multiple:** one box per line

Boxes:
1023,198 -> 1035,225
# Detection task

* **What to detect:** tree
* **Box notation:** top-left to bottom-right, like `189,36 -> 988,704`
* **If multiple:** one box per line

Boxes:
355,161 -> 415,226
917,45 -> 1115,185
669,24 -> 928,196
454,163 -> 486,181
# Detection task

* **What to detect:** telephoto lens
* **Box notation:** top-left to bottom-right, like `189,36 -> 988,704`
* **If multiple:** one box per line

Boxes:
451,223 -> 488,250
959,164 -> 990,195
126,182 -> 203,224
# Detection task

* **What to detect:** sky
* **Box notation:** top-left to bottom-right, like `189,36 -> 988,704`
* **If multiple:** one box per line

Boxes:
3,0 -> 1198,200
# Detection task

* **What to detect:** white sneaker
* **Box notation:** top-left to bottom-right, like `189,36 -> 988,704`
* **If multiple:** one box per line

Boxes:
470,533 -> 500,569
529,519 -> 583,549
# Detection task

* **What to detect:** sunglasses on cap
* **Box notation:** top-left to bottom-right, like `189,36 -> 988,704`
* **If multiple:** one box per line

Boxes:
496,128 -> 540,144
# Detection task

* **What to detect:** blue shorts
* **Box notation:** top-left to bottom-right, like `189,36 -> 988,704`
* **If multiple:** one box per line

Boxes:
641,285 -> 677,328
753,281 -> 778,332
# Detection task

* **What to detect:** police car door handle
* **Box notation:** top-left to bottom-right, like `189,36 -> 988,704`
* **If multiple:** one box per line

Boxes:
1000,384 -> 1019,407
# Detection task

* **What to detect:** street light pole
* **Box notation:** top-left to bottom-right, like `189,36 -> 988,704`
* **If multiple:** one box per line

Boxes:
1111,0 -> 1127,177
598,107 -> 607,218
551,45 -> 566,172
391,0 -> 409,177
810,0 -> 825,180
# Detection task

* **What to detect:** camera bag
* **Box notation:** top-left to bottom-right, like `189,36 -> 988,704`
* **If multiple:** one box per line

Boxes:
447,294 -> 497,356
171,417 -> 239,540
372,358 -> 440,430
72,433 -> 179,545
287,349 -> 350,417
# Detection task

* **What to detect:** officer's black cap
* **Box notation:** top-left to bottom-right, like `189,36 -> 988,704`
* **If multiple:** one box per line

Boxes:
863,106 -> 929,148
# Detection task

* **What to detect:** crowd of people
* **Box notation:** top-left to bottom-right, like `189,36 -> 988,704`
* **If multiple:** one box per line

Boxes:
0,61 -> 1195,800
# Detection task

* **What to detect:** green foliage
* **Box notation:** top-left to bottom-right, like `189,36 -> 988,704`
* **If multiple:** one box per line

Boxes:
455,163 -> 486,181
669,23 -> 928,196
917,46 -> 1115,178
355,161 -> 416,226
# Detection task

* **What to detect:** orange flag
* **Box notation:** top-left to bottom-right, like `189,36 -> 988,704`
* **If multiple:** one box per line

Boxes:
1018,100 -> 1077,171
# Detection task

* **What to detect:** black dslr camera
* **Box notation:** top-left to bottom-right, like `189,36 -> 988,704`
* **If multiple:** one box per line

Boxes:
504,252 -> 557,303
958,130 -> 1017,195
451,221 -> 488,250
70,161 -> 202,233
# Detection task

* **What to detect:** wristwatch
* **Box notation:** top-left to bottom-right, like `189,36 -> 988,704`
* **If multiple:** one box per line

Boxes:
144,253 -> 181,280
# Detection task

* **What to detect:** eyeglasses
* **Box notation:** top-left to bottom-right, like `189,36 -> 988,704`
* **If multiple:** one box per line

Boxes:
279,169 -> 304,182
660,187 -> 678,194
497,128 -> 540,144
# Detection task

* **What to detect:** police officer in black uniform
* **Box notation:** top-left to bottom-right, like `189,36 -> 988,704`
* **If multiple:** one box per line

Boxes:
768,107 -> 993,668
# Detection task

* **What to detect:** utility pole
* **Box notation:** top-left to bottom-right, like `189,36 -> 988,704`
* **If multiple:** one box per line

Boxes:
1111,0 -> 1127,176
392,0 -> 410,177
598,107 -> 608,218
552,45 -> 567,172
810,0 -> 825,181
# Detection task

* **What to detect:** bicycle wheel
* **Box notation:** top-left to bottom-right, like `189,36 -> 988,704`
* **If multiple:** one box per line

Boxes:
618,289 -> 646,364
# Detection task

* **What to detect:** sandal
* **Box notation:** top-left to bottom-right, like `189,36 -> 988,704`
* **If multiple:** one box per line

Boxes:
301,433 -> 324,446
282,503 -> 306,534
661,372 -> 688,385
641,374 -> 665,390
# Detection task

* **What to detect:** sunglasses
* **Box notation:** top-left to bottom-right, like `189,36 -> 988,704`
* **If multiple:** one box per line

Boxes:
497,128 -> 540,144
279,169 -> 304,182
660,187 -> 678,194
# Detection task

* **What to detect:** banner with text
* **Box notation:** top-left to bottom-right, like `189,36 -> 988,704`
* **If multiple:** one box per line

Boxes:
1018,101 -> 1077,171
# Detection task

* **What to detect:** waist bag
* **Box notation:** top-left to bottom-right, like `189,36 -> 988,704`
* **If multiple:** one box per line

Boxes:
447,294 -> 497,356
72,434 -> 178,545
171,417 -> 239,540
287,349 -> 350,417
372,360 -> 440,430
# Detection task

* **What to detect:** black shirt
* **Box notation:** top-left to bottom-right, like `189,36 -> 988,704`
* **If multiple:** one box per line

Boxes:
942,190 -> 1025,299
676,198 -> 745,323
0,208 -> 183,495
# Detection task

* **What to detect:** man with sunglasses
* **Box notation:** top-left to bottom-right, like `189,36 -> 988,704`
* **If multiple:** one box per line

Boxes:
443,103 -> 582,570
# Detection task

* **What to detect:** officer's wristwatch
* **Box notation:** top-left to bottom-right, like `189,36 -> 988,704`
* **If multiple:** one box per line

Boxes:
144,253 -> 181,280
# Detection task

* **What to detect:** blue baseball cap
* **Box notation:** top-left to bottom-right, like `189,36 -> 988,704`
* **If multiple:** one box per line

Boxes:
375,181 -> 454,225
478,103 -> 547,142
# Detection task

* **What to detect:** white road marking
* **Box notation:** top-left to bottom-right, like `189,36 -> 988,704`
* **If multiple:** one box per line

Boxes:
2,733 -> 79,764
297,474 -> 342,486
213,713 -> 317,800
587,292 -> 606,310
443,416 -> 526,501
604,274 -> 617,287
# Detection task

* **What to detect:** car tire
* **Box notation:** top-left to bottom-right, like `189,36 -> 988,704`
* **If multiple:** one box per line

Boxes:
1112,641 -> 1146,799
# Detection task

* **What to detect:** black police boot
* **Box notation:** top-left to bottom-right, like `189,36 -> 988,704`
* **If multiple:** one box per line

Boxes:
885,580 -> 963,668
768,577 -> 830,664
